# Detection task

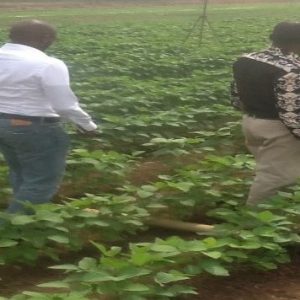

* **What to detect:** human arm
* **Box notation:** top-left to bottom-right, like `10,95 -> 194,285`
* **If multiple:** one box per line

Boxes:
231,59 -> 244,111
41,59 -> 97,132
274,72 -> 300,138
230,80 -> 243,110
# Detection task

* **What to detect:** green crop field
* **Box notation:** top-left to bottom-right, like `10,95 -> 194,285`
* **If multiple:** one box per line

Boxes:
1,2 -> 300,299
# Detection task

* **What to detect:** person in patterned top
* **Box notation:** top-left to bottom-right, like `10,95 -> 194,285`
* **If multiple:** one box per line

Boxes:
232,22 -> 300,206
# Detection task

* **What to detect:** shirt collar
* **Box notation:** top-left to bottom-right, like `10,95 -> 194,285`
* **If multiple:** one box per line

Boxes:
1,43 -> 47,57
268,46 -> 300,61
243,46 -> 300,73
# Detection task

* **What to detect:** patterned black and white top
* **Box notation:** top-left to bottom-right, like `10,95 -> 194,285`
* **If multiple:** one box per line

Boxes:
232,47 -> 300,138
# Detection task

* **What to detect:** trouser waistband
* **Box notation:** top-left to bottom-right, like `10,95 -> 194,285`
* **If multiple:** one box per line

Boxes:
0,112 -> 60,123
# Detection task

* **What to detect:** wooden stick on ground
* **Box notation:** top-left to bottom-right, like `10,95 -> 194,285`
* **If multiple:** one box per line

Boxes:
83,208 -> 215,233
145,217 -> 214,233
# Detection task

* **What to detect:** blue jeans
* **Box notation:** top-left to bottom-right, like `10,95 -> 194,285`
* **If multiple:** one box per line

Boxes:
0,118 -> 69,213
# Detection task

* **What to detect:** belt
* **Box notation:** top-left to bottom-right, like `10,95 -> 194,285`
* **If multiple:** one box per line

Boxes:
245,113 -> 279,120
0,113 -> 60,123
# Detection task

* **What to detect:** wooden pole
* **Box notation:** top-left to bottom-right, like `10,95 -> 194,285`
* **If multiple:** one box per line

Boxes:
145,217 -> 214,233
83,208 -> 215,233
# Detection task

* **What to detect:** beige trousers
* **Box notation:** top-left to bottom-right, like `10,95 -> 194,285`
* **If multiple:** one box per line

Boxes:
242,115 -> 300,206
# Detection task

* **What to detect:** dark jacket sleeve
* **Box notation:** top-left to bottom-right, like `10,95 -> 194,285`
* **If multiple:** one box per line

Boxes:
275,71 -> 300,138
230,80 -> 243,110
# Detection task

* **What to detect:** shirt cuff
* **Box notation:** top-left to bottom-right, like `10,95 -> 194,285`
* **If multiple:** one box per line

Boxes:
79,121 -> 98,131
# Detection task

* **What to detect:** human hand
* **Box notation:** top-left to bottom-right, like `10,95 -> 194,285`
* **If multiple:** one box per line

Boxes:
76,127 -> 101,137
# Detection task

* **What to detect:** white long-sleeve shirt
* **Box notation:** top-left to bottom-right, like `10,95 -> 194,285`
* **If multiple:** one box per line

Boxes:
0,43 -> 97,131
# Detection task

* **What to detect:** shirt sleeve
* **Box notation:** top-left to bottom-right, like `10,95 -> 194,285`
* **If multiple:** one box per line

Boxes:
230,80 -> 243,110
275,72 -> 300,138
41,59 -> 97,131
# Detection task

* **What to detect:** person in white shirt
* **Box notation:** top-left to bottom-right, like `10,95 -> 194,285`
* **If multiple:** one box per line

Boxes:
0,20 -> 98,213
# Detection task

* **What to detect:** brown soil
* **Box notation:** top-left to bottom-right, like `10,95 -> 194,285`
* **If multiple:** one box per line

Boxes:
0,263 -> 63,296
190,253 -> 300,300
129,160 -> 171,185
2,250 -> 300,299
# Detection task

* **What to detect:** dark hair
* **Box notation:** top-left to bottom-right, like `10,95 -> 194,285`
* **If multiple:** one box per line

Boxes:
9,20 -> 56,44
270,22 -> 300,46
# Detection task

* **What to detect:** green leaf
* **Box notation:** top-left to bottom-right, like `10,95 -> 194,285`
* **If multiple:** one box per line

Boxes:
150,244 -> 179,253
123,295 -> 147,300
90,242 -> 108,255
48,235 -> 69,244
130,248 -> 154,266
22,291 -> 46,297
140,185 -> 158,192
81,271 -> 113,282
124,283 -> 150,292
78,257 -> 97,270
226,250 -> 248,259
240,230 -> 255,239
180,199 -> 195,207
252,226 -> 276,237
146,203 -> 167,209
202,251 -> 222,259
168,182 -> 194,192
240,241 -> 261,249
36,213 -> 64,223
155,271 -> 189,285
257,261 -> 277,270
49,264 -> 78,271
0,240 -> 18,247
201,260 -> 229,276
187,241 -> 206,252
166,284 -> 198,295
202,237 -> 218,248
106,246 -> 122,257
11,215 -> 34,225
38,281 -> 69,288
137,190 -> 154,198
88,220 -> 110,227
257,211 -> 284,223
